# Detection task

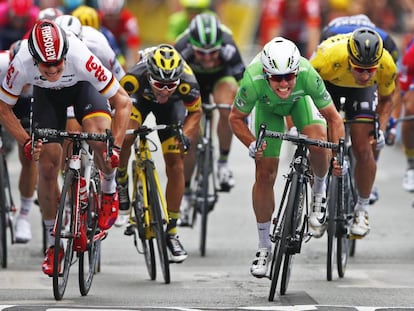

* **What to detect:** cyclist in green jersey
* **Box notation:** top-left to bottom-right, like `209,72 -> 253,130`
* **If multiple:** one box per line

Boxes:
229,37 -> 345,278
166,0 -> 213,43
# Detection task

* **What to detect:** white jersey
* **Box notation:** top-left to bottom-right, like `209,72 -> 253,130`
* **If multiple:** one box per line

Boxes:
81,26 -> 125,81
0,33 -> 120,106
0,50 -> 9,81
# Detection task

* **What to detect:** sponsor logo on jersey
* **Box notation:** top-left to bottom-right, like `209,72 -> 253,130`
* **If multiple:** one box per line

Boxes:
6,64 -> 18,89
85,55 -> 108,82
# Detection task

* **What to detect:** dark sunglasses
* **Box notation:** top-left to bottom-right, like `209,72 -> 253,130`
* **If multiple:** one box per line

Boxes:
149,76 -> 180,91
349,60 -> 377,74
193,46 -> 221,55
351,66 -> 377,74
38,58 -> 64,68
267,73 -> 296,82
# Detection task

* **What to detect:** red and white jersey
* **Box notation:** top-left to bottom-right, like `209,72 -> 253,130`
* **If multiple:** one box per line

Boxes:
81,25 -> 125,81
0,33 -> 120,106
0,50 -> 10,81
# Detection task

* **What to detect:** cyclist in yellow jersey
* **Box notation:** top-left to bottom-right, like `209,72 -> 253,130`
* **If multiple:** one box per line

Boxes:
310,27 -> 397,237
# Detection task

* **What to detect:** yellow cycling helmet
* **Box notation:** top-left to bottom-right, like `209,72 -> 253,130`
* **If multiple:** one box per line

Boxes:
179,0 -> 211,10
348,27 -> 383,67
147,44 -> 184,82
72,5 -> 100,29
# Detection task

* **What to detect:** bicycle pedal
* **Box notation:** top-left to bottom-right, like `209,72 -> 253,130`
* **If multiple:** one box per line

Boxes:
349,233 -> 365,240
124,225 -> 135,236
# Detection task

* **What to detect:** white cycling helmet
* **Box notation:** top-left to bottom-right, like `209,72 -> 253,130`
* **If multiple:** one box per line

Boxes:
55,15 -> 82,38
261,37 -> 301,75
98,0 -> 125,15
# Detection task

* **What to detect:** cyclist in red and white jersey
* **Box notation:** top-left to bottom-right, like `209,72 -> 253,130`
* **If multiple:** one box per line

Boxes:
0,0 -> 40,50
97,0 -> 140,68
0,20 -> 132,276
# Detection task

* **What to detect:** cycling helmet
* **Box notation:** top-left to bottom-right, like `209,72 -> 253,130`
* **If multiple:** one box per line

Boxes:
9,0 -> 33,17
180,0 -> 210,9
348,27 -> 383,67
28,20 -> 69,64
147,44 -> 183,82
55,15 -> 82,38
261,37 -> 301,75
62,0 -> 85,11
97,0 -> 125,15
189,13 -> 222,49
9,40 -> 22,61
72,5 -> 100,29
37,7 -> 63,21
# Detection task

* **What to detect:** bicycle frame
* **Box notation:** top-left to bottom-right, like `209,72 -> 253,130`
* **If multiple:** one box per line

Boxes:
33,128 -> 112,300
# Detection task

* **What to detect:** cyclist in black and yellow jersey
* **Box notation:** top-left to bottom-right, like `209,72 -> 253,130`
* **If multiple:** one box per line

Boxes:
117,44 -> 202,263
310,27 -> 397,238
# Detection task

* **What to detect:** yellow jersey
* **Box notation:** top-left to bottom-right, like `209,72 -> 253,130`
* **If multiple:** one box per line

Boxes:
310,33 -> 397,97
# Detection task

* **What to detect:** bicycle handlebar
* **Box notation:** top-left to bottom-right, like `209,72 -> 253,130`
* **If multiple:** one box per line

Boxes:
33,128 -> 115,157
125,123 -> 189,152
256,123 -> 340,151
202,102 -> 232,112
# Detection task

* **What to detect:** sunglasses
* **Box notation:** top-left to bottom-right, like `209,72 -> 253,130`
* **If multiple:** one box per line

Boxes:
149,76 -> 180,91
193,46 -> 221,55
267,73 -> 296,82
349,61 -> 377,74
38,58 -> 64,68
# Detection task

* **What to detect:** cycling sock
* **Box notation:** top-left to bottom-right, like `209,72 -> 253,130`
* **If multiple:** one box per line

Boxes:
257,221 -> 272,250
44,219 -> 55,248
355,197 -> 370,212
18,196 -> 34,219
167,211 -> 180,235
218,150 -> 229,163
116,167 -> 128,184
101,170 -> 116,194
312,175 -> 327,195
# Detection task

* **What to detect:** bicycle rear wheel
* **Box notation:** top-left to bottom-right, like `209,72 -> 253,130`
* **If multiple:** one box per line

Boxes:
269,174 -> 297,301
132,168 -> 156,280
53,170 -> 75,301
146,164 -> 170,284
79,173 -> 101,296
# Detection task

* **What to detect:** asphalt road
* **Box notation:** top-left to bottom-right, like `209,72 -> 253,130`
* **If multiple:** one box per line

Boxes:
1,121 -> 414,310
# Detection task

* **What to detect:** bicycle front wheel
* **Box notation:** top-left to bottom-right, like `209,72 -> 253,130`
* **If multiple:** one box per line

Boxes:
132,167 -> 156,280
269,173 -> 297,301
198,141 -> 213,257
326,174 -> 337,281
53,169 -> 75,301
146,164 -> 170,284
79,172 -> 101,296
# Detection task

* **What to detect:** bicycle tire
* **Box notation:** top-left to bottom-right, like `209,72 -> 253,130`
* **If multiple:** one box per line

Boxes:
132,168 -> 156,280
337,166 -> 354,277
280,176 -> 305,295
146,163 -> 170,284
199,140 -> 212,257
326,174 -> 337,281
0,152 -> 7,268
268,173 -> 297,301
53,170 -> 75,301
79,171 -> 101,296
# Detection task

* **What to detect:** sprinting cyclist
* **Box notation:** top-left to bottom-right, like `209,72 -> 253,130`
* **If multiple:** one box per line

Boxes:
229,37 -> 344,277
310,27 -> 397,238
0,20 -> 132,276
319,14 -> 400,205
117,44 -> 202,263
174,13 -> 245,225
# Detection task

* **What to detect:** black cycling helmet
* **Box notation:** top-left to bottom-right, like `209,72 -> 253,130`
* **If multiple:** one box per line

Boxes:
189,13 -> 222,49
347,27 -> 383,67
